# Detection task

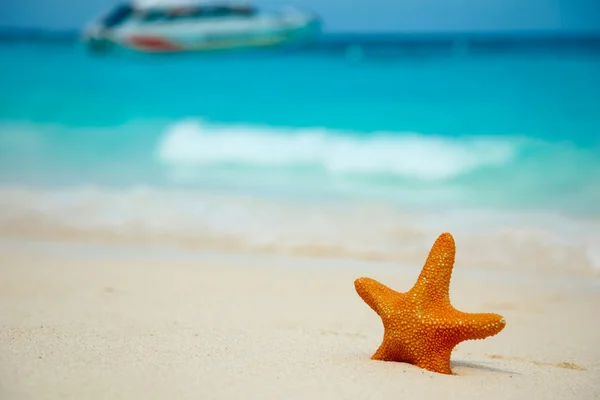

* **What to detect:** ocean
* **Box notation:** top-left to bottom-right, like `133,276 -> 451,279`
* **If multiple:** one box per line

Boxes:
1,33 -> 599,273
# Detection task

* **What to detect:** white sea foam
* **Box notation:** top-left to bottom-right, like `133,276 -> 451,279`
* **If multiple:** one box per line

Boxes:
1,186 -> 599,276
156,118 -> 519,181
585,237 -> 600,271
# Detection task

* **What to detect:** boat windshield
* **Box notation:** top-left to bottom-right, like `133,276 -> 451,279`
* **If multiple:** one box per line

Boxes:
101,3 -> 135,27
138,4 -> 257,22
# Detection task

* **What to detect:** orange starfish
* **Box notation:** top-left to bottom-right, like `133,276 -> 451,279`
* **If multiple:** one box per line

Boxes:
354,232 -> 506,375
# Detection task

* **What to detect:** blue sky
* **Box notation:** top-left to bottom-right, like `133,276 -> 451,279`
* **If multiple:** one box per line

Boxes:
1,0 -> 599,33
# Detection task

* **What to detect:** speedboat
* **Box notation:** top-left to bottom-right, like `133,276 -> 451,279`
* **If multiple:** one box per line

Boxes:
81,0 -> 322,53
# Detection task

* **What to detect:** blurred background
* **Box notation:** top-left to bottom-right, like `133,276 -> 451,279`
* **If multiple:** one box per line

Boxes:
0,0 -> 599,268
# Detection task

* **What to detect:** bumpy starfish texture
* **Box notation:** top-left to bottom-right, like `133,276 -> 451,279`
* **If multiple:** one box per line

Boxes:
354,232 -> 506,375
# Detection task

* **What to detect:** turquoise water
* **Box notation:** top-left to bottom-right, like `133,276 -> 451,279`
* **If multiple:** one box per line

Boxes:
1,37 -> 600,213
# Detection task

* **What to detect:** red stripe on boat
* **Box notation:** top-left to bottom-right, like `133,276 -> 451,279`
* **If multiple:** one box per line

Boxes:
126,35 -> 182,51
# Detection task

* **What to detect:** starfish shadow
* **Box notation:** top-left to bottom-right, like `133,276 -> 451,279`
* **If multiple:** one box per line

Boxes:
451,360 -> 520,375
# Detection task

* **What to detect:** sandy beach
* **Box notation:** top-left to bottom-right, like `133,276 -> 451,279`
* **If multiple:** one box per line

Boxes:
1,238 -> 599,400
3,13 -> 600,400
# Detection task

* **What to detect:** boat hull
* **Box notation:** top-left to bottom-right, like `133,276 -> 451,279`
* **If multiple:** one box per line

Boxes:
122,24 -> 319,52
82,10 -> 321,53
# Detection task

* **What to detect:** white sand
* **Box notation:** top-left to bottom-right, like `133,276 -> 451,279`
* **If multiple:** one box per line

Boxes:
1,240 -> 599,400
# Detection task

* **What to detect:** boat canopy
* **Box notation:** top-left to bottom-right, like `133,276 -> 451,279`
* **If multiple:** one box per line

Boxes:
132,0 -> 251,10
100,3 -> 135,27
97,0 -> 257,28
128,0 -> 257,22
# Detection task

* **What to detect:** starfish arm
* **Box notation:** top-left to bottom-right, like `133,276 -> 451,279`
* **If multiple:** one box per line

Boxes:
354,277 -> 400,318
374,328 -> 456,374
412,346 -> 454,375
371,339 -> 401,362
409,232 -> 455,305
443,310 -> 506,343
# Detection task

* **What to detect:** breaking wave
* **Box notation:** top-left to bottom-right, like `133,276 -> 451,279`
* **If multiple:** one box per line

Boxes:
156,118 -> 520,181
1,118 -> 599,213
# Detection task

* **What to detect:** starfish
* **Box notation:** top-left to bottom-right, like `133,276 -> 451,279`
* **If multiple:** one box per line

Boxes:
354,232 -> 506,375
